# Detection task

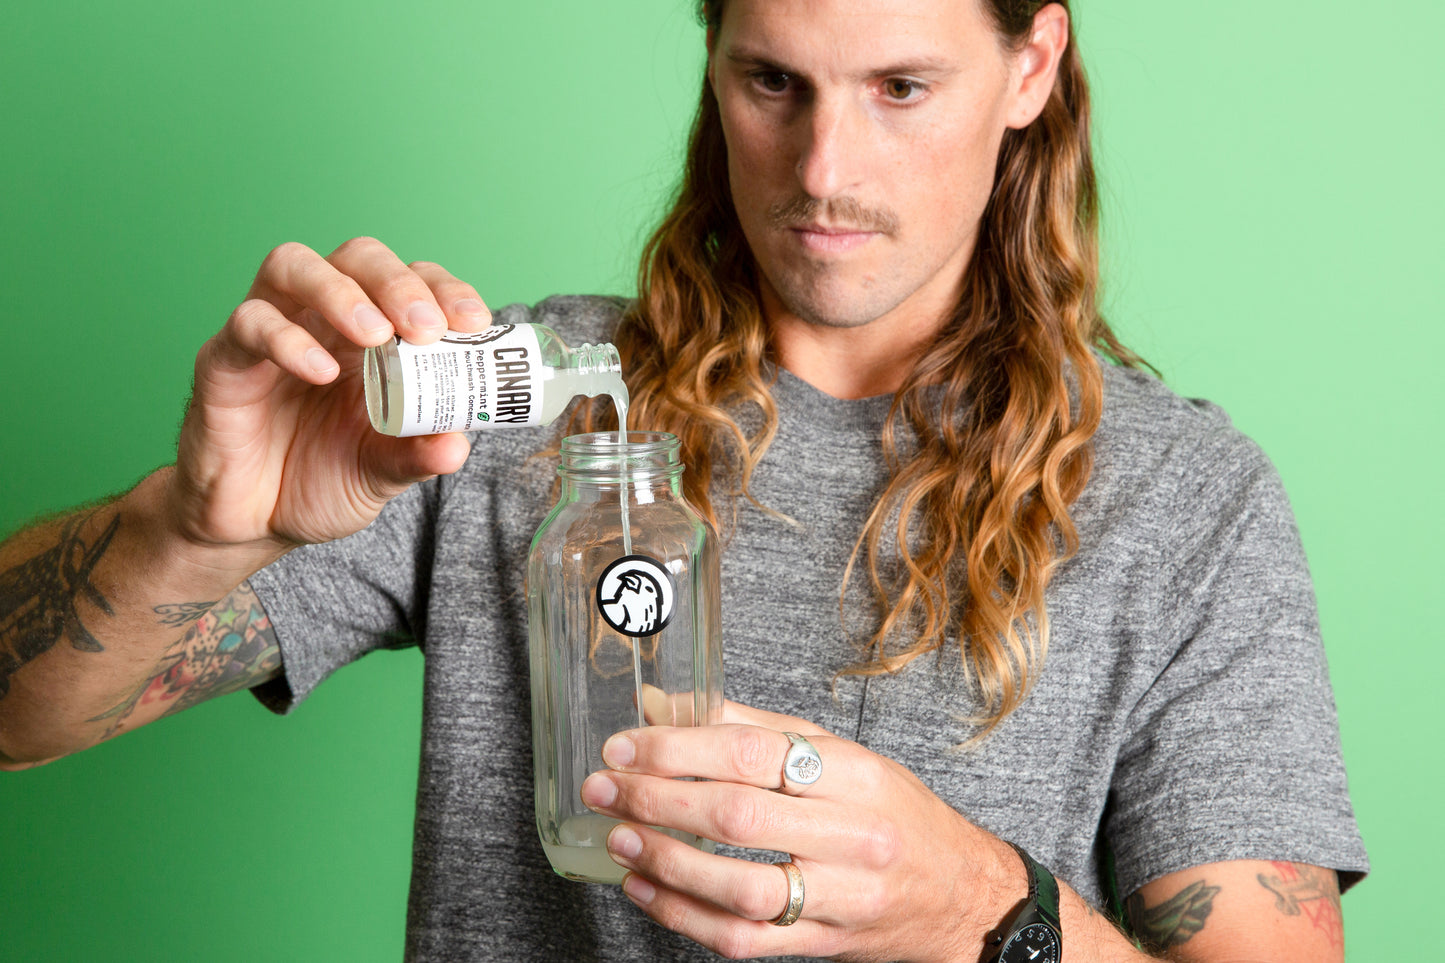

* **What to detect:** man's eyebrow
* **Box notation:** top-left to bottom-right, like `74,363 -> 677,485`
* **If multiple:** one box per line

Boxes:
724,47 -> 791,71
723,46 -> 959,79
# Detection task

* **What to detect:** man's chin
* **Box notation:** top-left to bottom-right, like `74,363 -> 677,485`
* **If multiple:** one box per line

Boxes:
770,283 -> 904,330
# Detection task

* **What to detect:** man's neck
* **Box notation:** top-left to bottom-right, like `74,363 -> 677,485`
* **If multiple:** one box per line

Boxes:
762,283 -> 956,401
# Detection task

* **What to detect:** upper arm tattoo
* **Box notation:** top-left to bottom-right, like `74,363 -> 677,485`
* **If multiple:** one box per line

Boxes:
1127,862 -> 1345,956
89,582 -> 281,738
1257,862 -> 1344,950
1124,879 -> 1220,951
0,510 -> 120,700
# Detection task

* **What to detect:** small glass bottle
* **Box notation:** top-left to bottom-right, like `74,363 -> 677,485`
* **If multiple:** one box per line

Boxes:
363,323 -> 624,437
527,431 -> 723,884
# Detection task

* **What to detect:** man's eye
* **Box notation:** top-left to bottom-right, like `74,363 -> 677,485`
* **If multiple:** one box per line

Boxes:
753,71 -> 791,93
882,78 -> 922,101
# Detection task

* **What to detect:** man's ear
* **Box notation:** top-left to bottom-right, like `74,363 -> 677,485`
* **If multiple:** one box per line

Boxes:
706,27 -> 717,92
1005,3 -> 1069,130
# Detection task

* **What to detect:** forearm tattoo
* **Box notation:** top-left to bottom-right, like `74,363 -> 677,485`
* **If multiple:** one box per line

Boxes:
0,510 -> 120,699
1125,879 -> 1220,950
89,583 -> 280,738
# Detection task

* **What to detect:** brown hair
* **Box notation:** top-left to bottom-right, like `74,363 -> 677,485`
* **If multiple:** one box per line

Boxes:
567,0 -> 1143,737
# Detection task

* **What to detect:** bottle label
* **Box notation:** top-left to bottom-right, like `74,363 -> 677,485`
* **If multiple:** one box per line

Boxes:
595,555 -> 677,638
393,324 -> 543,434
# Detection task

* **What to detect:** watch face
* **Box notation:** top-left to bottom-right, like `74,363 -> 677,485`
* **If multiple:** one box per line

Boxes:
999,922 -> 1061,963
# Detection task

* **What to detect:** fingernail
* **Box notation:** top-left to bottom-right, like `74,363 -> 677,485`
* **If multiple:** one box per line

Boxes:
608,825 -> 642,860
307,348 -> 338,375
355,303 -> 391,333
407,301 -> 447,332
453,298 -> 488,319
581,773 -> 618,809
602,734 -> 636,769
622,873 -> 656,905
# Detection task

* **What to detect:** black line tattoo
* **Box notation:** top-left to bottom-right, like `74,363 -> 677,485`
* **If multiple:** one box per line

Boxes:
0,511 -> 120,699
88,584 -> 280,739
153,601 -> 220,627
1125,879 -> 1220,950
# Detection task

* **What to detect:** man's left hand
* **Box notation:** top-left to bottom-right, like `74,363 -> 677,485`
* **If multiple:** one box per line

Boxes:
579,700 -> 1020,962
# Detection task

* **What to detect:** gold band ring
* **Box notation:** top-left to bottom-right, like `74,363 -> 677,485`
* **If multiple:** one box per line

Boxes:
771,860 -> 805,926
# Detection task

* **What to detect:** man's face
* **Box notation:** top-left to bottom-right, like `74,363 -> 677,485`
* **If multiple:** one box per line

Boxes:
709,0 -> 1026,332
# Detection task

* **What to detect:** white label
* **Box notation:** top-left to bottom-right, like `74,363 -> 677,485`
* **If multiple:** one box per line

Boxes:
395,324 -> 543,434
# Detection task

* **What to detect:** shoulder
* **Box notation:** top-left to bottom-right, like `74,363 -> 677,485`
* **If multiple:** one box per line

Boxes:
492,294 -> 630,345
1083,360 -> 1296,553
1093,360 -> 1278,496
1096,360 -> 1268,474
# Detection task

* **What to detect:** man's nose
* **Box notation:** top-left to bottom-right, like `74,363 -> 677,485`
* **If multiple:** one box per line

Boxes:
794,93 -> 865,201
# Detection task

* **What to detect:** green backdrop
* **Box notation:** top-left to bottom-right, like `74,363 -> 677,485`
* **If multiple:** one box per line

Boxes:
2,1 -> 1439,958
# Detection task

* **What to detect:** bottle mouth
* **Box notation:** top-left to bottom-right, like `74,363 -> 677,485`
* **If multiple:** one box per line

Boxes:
559,431 -> 681,480
574,342 -> 623,378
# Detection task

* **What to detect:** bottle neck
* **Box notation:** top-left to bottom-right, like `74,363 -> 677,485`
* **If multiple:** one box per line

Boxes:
564,341 -> 622,378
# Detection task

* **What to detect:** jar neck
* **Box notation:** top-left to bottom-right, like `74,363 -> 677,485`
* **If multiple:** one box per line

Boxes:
559,476 -> 682,502
557,432 -> 683,497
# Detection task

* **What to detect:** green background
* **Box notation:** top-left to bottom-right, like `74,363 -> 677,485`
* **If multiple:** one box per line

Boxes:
2,1 -> 1439,958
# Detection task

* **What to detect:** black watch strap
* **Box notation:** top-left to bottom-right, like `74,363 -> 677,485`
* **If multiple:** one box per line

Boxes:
1009,841 -> 1061,931
984,842 -> 1062,962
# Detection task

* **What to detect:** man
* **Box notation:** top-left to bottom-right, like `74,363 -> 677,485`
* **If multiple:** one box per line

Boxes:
0,0 -> 1366,960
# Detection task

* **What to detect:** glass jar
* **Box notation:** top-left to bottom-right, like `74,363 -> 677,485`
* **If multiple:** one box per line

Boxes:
526,431 -> 723,883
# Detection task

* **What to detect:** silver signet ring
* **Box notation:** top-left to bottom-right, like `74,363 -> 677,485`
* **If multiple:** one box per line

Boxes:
771,861 -> 805,926
778,731 -> 822,794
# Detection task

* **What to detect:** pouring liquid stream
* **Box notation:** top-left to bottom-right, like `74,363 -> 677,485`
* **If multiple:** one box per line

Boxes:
606,388 -> 646,731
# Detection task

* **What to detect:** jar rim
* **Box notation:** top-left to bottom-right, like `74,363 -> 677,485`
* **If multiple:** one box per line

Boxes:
560,431 -> 678,455
558,431 -> 682,481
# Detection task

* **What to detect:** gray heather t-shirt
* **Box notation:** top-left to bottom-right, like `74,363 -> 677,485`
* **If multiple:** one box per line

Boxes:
249,295 -> 1367,961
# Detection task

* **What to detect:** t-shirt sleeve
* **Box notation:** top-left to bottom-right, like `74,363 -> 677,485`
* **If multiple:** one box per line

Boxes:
1105,425 -> 1369,898
246,477 -> 440,714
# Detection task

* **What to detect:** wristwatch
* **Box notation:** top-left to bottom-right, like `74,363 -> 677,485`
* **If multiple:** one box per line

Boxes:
984,841 -> 1062,963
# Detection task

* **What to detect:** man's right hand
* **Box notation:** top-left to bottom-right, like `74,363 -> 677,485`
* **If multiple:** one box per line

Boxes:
0,237 -> 491,766
169,236 -> 493,555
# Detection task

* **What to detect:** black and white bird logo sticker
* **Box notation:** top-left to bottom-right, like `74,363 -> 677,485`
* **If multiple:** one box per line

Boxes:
596,555 -> 676,637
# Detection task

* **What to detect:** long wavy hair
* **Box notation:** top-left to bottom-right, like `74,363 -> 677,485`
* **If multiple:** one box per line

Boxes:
567,0 -> 1143,737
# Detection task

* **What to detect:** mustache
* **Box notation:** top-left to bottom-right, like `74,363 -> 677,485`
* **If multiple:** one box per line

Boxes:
766,195 -> 899,234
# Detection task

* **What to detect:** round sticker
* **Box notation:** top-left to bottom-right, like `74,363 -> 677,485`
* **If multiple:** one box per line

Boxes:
596,555 -> 676,638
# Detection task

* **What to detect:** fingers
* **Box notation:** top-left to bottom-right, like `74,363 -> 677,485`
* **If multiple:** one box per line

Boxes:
248,239 -> 490,353
607,827 -> 845,958
250,241 -> 401,348
408,259 -> 491,332
621,872 -> 836,961
327,237 -> 484,344
199,298 -> 339,402
601,724 -> 840,795
583,767 -> 889,866
359,431 -> 473,500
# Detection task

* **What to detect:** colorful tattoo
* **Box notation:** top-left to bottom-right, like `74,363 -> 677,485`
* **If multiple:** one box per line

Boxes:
89,583 -> 280,738
1258,862 -> 1344,949
0,511 -> 120,699
1125,879 -> 1220,949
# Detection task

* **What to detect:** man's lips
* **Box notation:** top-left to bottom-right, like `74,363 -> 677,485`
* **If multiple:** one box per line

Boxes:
788,224 -> 880,254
